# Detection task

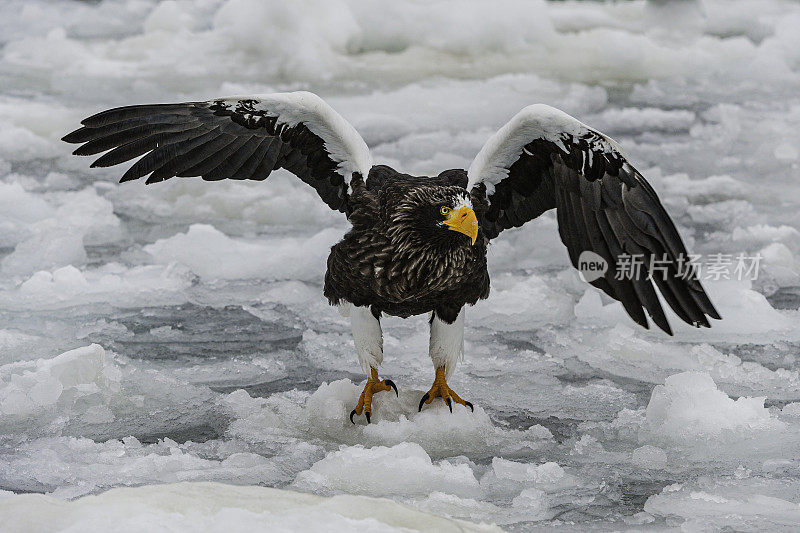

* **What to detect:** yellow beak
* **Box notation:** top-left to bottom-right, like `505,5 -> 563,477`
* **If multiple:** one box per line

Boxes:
442,206 -> 479,245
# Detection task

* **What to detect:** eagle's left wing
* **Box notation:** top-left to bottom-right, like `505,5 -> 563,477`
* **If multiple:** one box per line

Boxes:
63,91 -> 373,213
468,104 -> 719,334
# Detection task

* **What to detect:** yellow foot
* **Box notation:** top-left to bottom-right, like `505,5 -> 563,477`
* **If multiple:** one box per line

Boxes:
350,368 -> 398,424
418,366 -> 474,413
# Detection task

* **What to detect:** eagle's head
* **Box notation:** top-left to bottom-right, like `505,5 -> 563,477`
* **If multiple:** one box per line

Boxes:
435,192 -> 479,246
385,184 -> 479,249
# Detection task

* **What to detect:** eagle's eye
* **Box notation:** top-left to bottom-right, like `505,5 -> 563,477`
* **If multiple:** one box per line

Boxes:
440,206 -> 451,216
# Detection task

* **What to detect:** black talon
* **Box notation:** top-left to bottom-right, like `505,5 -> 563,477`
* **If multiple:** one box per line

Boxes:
418,392 -> 430,412
446,398 -> 452,413
365,412 -> 371,424
465,401 -> 474,412
385,379 -> 398,397
349,409 -> 357,424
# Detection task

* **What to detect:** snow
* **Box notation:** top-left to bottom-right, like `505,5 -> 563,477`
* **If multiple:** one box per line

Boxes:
1,0 -> 800,530
0,482 -> 502,533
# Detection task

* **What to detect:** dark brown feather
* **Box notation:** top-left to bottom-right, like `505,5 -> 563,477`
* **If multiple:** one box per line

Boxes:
472,130 -> 718,334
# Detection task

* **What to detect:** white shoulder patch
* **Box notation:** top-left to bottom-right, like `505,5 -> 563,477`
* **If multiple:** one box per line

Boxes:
217,91 -> 373,184
467,104 -> 622,195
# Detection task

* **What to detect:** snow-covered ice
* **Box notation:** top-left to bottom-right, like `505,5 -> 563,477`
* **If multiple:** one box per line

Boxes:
0,482 -> 502,533
1,0 -> 800,531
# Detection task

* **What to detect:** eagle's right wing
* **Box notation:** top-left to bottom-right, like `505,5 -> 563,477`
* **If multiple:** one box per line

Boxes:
468,104 -> 719,334
63,91 -> 373,213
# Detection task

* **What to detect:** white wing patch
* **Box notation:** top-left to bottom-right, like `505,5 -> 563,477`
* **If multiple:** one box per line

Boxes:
216,91 -> 373,184
467,103 -> 622,195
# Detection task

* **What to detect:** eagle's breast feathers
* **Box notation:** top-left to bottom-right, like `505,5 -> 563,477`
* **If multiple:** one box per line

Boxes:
324,172 -> 489,318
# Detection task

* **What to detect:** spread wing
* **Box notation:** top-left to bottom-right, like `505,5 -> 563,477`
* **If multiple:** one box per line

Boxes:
62,91 -> 373,213
468,104 -> 719,334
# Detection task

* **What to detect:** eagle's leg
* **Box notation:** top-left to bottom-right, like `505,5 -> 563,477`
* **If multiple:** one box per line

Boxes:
348,305 -> 397,424
419,309 -> 474,413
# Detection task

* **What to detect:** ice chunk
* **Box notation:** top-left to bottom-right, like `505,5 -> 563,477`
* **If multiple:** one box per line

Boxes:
774,142 -> 799,161
644,0 -> 706,35
292,442 -> 481,499
759,242 -> 799,287
420,487 -> 552,525
0,181 -> 53,247
143,0 -> 198,34
571,324 -> 800,399
470,271 -> 575,331
475,457 -> 599,522
52,188 -> 122,246
81,405 -> 115,424
1,435 -> 286,498
0,329 -> 42,360
731,223 -> 800,250
781,402 -> 800,418
0,186 -> 121,275
1,263 -> 193,311
707,279 -> 789,335
645,478 -> 800,531
574,277 -> 796,341
480,458 -> 578,500
659,173 -> 750,203
630,445 -> 668,470
0,482 -> 501,533
109,173 -> 341,228
420,491 -> 544,526
574,289 -> 625,323
645,372 -> 784,440
225,379 -> 552,461
1,229 -> 86,275
0,108 -> 56,161
0,344 -> 120,422
595,107 -> 696,134
0,340 -> 229,448
144,223 -> 340,281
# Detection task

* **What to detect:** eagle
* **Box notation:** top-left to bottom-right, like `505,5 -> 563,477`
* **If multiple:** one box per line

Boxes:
63,92 -> 719,423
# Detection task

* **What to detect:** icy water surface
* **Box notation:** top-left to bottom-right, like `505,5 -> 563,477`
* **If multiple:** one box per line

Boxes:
1,0 -> 800,531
